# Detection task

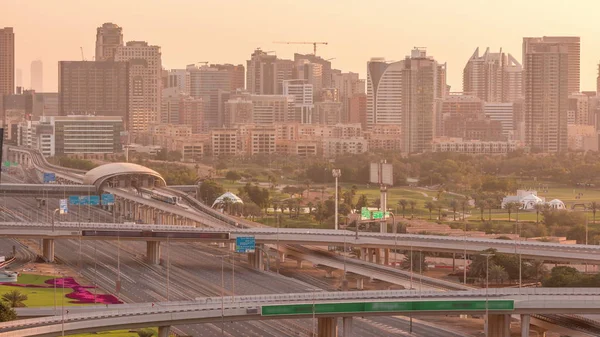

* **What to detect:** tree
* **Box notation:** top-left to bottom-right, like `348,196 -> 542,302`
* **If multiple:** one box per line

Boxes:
476,200 -> 486,221
398,199 -> 408,218
2,290 -> 27,308
486,198 -> 496,221
401,251 -> 428,273
468,249 -> 497,281
524,260 -> 548,282
225,170 -> 241,183
197,179 -> 225,205
489,265 -> 509,284
355,194 -> 368,212
589,201 -> 600,224
409,200 -> 417,219
505,202 -> 520,222
542,266 -> 582,287
436,202 -> 444,220
461,197 -> 470,221
425,202 -> 435,220
0,301 -> 16,322
533,203 -> 544,223
304,179 -> 312,199
137,329 -> 156,337
449,200 -> 458,221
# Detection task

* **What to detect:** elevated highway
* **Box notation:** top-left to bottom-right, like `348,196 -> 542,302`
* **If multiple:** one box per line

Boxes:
6,288 -> 600,337
3,222 -> 600,264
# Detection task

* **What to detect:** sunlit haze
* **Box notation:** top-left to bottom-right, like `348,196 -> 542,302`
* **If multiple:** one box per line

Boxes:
4,0 -> 599,91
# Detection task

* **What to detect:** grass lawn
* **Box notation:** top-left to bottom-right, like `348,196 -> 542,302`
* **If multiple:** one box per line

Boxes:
71,328 -> 158,337
0,274 -> 92,307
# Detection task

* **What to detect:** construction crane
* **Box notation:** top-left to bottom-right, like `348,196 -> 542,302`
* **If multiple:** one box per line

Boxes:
197,61 -> 209,66
273,41 -> 328,55
80,47 -> 85,61
325,58 -> 336,61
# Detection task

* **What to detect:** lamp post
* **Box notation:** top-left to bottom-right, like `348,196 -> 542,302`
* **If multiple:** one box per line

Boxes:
306,288 -> 320,336
51,208 -> 60,232
463,222 -> 468,285
332,169 -> 341,230
481,253 -> 495,337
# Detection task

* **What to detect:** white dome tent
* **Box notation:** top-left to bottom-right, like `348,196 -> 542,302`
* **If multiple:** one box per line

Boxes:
212,192 -> 244,208
520,194 -> 544,210
548,199 -> 566,210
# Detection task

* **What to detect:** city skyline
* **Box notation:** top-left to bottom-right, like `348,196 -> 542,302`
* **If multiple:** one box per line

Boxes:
3,0 -> 599,92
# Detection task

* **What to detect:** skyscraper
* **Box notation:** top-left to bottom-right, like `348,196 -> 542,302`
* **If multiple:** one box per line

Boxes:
114,41 -> 162,134
95,23 -> 124,61
58,61 -> 129,118
401,48 -> 442,153
187,65 -> 232,130
210,64 -> 245,91
524,43 -> 569,152
463,47 -> 523,103
0,27 -> 15,95
246,49 -> 293,95
283,79 -> 313,123
331,72 -> 365,122
367,58 -> 404,128
523,36 -> 580,94
294,53 -> 332,89
30,60 -> 43,92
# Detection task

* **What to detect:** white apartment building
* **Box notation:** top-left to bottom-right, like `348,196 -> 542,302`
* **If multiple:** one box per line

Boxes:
432,137 -> 520,154
322,137 -> 368,158
367,58 -> 404,128
283,79 -> 313,123
114,41 -> 162,134
484,103 -> 515,139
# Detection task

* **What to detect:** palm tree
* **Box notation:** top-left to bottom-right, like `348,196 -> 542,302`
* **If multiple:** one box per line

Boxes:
505,202 -> 515,222
476,200 -> 486,221
304,179 -> 312,199
221,197 -> 233,214
398,199 -> 408,218
533,203 -> 544,223
137,329 -> 155,337
2,290 -> 27,308
436,202 -> 443,220
307,201 -> 314,216
489,265 -> 509,284
461,197 -> 469,221
589,201 -> 600,224
486,199 -> 495,221
409,200 -> 417,219
424,201 -> 435,220
449,200 -> 458,221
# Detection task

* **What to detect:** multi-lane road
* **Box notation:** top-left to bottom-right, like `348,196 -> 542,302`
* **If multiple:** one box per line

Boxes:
0,172 -> 468,337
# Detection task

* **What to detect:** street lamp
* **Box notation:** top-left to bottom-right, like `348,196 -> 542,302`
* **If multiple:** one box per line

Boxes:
481,253 -> 495,337
51,208 -> 60,232
332,169 -> 341,230
212,254 -> 228,336
306,288 -> 320,336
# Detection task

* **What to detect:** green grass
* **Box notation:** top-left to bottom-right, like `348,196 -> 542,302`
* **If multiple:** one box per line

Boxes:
71,328 -> 158,337
0,274 -> 88,307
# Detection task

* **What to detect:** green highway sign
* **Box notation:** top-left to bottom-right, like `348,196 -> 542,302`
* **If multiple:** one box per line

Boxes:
361,207 -> 371,220
261,300 -> 514,316
372,211 -> 384,219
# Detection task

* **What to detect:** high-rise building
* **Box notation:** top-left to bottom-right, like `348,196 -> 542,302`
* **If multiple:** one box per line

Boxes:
295,59 -> 323,94
58,61 -> 129,118
15,69 -> 22,89
524,43 -> 569,152
179,95 -> 204,134
367,58 -> 404,128
250,95 -> 295,124
164,69 -> 190,94
402,48 -> 443,153
95,23 -> 124,61
30,60 -> 43,92
0,27 -> 15,95
223,96 -> 253,127
439,93 -> 483,138
246,49 -> 293,95
484,102 -> 516,140
283,79 -> 313,123
348,93 -> 367,129
567,93 -> 589,125
114,41 -> 162,134
523,36 -> 580,94
210,64 -> 245,91
187,65 -> 231,130
331,72 -> 365,121
463,47 -> 523,103
161,87 -> 184,124
32,92 -> 59,118
315,101 -> 343,125
294,53 -> 332,88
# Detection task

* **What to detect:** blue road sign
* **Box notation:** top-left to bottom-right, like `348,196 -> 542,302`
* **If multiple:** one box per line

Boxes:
101,193 -> 115,205
89,195 -> 100,206
43,173 -> 56,183
68,196 -> 80,205
236,236 -> 256,253
59,199 -> 68,214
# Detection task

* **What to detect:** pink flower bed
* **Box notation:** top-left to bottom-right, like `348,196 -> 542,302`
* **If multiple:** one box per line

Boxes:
1,277 -> 123,305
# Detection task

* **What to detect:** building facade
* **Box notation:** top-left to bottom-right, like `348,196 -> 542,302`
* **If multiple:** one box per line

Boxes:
523,36 -> 580,94
30,60 -> 43,92
524,43 -> 569,152
95,23 -> 124,61
58,61 -> 129,118
0,27 -> 15,96
114,41 -> 162,134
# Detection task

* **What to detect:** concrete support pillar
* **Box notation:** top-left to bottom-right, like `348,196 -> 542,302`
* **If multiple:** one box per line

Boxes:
367,249 -> 374,263
383,249 -> 390,266
341,317 -> 353,337
360,248 -> 367,261
488,314 -> 510,337
297,260 -> 303,269
248,244 -> 264,270
42,239 -> 55,263
146,241 -> 161,265
520,314 -> 530,337
318,317 -> 337,337
356,278 -> 364,290
375,249 -> 382,265
279,252 -> 286,263
158,326 -> 170,337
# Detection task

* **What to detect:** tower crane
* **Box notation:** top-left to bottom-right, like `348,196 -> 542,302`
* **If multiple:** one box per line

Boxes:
273,41 -> 328,55
197,61 -> 209,66
80,47 -> 85,61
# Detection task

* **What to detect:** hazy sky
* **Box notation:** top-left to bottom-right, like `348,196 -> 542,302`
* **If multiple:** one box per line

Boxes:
4,0 -> 599,92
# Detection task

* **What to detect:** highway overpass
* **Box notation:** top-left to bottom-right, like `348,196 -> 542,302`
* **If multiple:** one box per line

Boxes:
5,288 -> 600,337
3,222 -> 600,265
